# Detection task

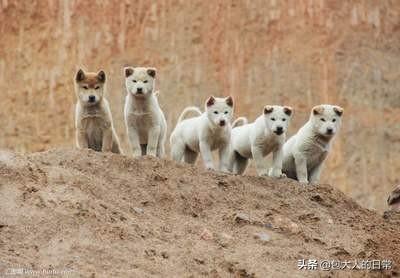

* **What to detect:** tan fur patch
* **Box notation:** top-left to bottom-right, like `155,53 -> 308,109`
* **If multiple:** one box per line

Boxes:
147,68 -> 156,78
312,105 -> 324,115
77,72 -> 104,89
225,96 -> 234,107
333,106 -> 344,116
206,96 -> 216,107
264,105 -> 274,114
284,106 -> 293,116
125,67 -> 134,77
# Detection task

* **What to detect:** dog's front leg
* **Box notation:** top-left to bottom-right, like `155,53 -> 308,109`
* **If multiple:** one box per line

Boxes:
76,129 -> 88,149
268,147 -> 286,178
309,162 -> 324,185
218,143 -> 231,173
102,128 -> 113,152
294,153 -> 308,184
199,140 -> 215,170
251,146 -> 268,176
127,126 -> 142,157
147,126 -> 161,157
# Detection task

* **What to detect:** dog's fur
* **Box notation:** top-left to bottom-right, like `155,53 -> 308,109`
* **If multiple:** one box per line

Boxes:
232,117 -> 248,128
282,104 -> 344,184
124,67 -> 167,157
74,69 -> 122,153
170,96 -> 234,171
228,105 -> 293,177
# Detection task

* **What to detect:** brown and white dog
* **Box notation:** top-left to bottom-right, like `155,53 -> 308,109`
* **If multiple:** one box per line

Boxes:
74,69 -> 122,153
388,185 -> 400,211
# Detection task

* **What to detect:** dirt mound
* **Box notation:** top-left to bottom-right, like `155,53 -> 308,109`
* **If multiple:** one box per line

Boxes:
0,148 -> 399,277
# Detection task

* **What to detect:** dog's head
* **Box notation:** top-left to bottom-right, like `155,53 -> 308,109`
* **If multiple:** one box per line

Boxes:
74,69 -> 106,106
124,67 -> 156,98
310,104 -> 344,137
263,105 -> 293,135
205,96 -> 234,127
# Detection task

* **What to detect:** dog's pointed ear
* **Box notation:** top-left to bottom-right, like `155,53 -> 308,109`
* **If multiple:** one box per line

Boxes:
124,67 -> 134,78
206,96 -> 216,107
97,70 -> 106,83
312,105 -> 324,115
147,68 -> 156,78
75,69 -> 85,82
333,106 -> 344,117
263,105 -> 274,114
283,106 -> 293,116
225,96 -> 234,107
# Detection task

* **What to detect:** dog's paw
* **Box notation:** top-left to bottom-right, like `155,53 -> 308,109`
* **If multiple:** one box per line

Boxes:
298,179 -> 309,185
268,168 -> 286,179
276,173 -> 286,179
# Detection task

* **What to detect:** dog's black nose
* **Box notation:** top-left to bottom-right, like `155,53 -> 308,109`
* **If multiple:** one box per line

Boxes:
274,126 -> 284,135
137,87 -> 143,94
88,95 -> 96,102
327,128 -> 333,134
219,120 -> 226,126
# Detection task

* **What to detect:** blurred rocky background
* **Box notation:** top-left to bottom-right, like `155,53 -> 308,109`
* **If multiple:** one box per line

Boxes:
0,0 -> 399,212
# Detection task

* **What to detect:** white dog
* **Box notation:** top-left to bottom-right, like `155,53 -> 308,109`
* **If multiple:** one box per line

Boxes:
74,69 -> 122,154
282,104 -> 344,184
124,67 -> 167,157
170,96 -> 234,171
228,105 -> 293,177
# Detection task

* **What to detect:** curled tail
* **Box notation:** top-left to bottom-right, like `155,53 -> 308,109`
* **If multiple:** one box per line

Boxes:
177,106 -> 202,123
232,117 -> 248,128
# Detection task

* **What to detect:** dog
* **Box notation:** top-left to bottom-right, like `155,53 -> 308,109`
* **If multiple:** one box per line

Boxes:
228,105 -> 293,177
387,185 -> 400,211
74,69 -> 122,154
124,67 -> 167,157
170,96 -> 234,171
282,104 -> 344,184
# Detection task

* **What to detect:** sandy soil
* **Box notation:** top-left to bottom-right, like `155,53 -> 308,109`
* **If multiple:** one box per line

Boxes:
0,148 -> 399,277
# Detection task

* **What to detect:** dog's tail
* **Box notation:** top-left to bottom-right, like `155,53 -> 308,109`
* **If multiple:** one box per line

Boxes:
177,106 -> 202,123
232,117 -> 248,128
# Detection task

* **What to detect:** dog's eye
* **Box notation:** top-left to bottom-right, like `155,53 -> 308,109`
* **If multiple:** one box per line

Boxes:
132,80 -> 137,83
143,80 -> 148,83
224,111 -> 228,114
82,85 -> 89,90
94,86 -> 100,90
214,111 -> 219,114
332,119 -> 336,122
320,118 -> 326,122
282,118 -> 286,121
271,118 -> 276,121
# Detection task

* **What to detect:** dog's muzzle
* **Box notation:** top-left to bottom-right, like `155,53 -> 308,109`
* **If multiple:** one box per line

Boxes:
274,127 -> 284,135
136,88 -> 143,94
88,95 -> 96,103
219,120 -> 226,127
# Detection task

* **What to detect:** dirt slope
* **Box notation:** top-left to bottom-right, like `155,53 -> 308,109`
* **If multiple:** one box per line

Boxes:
1,1 -> 400,213
0,148 -> 399,277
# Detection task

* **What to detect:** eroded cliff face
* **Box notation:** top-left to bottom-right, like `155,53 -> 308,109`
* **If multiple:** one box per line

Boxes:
0,0 -> 399,212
